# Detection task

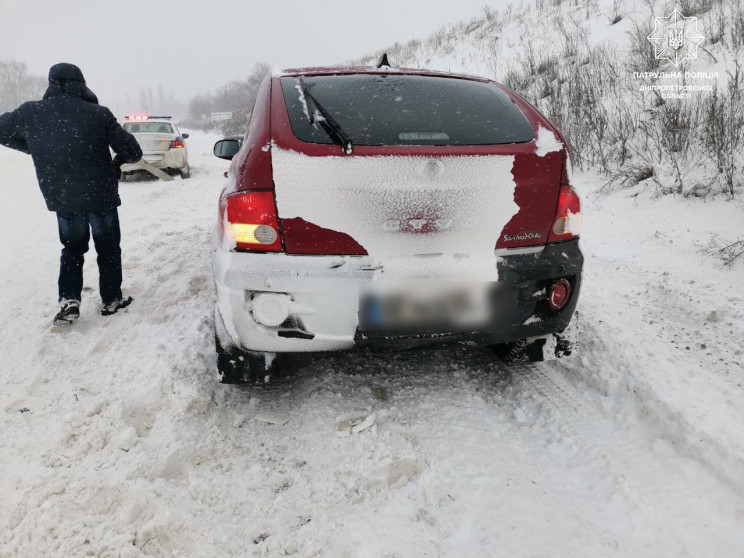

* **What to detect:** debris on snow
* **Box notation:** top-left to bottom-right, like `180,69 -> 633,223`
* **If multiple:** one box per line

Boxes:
370,386 -> 388,401
706,310 -> 721,323
365,458 -> 424,490
253,532 -> 270,545
112,426 -> 138,451
254,411 -> 289,425
335,412 -> 377,437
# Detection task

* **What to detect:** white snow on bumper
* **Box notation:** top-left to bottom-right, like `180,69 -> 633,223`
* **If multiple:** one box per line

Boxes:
212,246 -> 507,353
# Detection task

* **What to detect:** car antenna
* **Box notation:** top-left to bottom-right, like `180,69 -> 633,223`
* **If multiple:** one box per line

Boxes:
376,53 -> 391,68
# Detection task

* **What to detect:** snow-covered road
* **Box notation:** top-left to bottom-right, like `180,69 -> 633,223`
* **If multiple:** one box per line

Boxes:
1,132 -> 743,557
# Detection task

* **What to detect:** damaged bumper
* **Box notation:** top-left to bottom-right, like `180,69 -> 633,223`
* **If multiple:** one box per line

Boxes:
212,239 -> 583,356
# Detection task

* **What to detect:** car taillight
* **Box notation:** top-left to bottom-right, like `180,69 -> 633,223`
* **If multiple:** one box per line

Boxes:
548,278 -> 571,310
170,138 -> 184,149
222,191 -> 283,252
548,185 -> 582,242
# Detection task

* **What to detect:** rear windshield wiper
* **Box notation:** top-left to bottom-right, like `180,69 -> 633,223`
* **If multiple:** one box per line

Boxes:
298,77 -> 353,154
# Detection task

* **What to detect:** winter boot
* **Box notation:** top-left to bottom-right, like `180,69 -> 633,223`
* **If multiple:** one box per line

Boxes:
53,299 -> 80,326
101,296 -> 133,316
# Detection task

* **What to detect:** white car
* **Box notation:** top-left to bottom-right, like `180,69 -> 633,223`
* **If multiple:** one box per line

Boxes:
120,115 -> 190,179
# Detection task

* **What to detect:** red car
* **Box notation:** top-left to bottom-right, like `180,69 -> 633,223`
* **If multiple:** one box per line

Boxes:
211,62 -> 583,383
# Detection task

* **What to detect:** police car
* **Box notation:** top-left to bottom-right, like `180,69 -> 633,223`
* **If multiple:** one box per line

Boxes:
120,115 -> 190,179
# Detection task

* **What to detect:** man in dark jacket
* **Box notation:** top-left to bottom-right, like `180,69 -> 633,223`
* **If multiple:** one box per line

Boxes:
0,63 -> 143,325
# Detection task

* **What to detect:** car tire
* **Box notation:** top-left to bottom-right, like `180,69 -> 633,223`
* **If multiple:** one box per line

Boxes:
494,339 -> 530,364
215,333 -> 272,384
216,340 -> 246,384
180,167 -> 191,179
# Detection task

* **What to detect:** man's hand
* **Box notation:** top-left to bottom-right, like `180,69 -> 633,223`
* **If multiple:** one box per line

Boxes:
0,108 -> 31,154
112,155 -> 123,180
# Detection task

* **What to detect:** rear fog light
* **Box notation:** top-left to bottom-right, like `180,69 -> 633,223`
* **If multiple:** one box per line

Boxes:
548,278 -> 571,311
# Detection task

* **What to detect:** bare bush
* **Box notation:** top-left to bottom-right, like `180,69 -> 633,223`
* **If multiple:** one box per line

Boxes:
731,0 -> 744,49
678,0 -> 717,16
700,234 -> 744,266
600,164 -> 655,193
702,62 -> 744,197
627,18 -> 661,72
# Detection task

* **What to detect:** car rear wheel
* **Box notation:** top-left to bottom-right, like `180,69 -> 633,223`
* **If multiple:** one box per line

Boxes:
493,339 -> 530,363
179,167 -> 190,179
492,316 -> 579,363
215,333 -> 271,384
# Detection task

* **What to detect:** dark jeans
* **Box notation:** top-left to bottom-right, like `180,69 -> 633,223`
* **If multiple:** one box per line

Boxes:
56,209 -> 122,304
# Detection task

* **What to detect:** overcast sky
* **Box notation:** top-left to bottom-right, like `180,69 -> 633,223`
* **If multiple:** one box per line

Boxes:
0,0 -> 506,114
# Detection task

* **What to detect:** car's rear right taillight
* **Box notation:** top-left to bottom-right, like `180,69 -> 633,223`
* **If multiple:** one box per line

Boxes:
548,185 -> 582,243
222,191 -> 283,252
170,138 -> 184,149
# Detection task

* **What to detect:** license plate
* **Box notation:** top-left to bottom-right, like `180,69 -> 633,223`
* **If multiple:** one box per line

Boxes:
360,282 -> 491,332
142,140 -> 165,151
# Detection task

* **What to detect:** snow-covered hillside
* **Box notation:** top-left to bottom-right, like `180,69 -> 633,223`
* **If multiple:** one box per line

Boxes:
352,0 -> 744,199
1,130 -> 743,557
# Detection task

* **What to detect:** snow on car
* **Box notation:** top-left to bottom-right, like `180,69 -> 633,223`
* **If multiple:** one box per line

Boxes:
120,115 -> 190,179
210,65 -> 584,384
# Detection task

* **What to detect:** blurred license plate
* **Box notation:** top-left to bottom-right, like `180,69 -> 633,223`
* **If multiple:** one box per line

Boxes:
143,155 -> 163,162
143,140 -> 165,151
360,282 -> 490,332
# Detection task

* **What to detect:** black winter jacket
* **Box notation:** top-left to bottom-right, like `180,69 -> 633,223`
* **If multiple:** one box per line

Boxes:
0,63 -> 142,213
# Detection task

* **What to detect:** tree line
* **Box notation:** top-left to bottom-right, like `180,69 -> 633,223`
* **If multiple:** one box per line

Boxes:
0,60 -> 46,113
183,62 -> 271,135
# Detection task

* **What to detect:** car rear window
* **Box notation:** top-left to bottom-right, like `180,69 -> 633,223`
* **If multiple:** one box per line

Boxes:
123,122 -> 174,134
280,74 -> 534,146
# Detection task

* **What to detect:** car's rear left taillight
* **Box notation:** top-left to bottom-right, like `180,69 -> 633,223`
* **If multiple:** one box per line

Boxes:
222,191 -> 283,252
548,184 -> 582,242
170,138 -> 184,149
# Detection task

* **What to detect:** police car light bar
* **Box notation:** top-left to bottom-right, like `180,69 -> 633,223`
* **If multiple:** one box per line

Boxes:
124,115 -> 172,121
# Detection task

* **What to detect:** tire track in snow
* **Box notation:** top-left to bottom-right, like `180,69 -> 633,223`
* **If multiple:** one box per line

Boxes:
573,293 -> 744,498
507,360 -> 744,554
451,358 -> 642,556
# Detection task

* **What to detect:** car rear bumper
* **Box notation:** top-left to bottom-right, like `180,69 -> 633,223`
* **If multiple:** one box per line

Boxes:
121,149 -> 187,171
212,239 -> 583,354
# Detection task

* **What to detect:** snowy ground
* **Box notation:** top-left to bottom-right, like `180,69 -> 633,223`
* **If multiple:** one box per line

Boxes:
1,131 -> 743,557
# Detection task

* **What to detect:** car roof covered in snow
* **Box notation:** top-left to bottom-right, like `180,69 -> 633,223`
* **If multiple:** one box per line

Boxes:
274,65 -> 492,83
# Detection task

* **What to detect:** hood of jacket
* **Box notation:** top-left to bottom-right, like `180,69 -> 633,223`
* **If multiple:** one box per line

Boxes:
43,63 -> 98,104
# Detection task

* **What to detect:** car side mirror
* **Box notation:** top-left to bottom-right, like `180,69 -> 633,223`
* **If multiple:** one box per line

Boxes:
213,139 -> 241,160
182,133 -> 189,139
